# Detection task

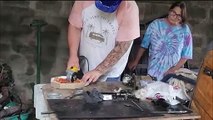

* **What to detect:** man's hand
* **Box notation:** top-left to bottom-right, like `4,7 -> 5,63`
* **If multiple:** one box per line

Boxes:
67,56 -> 79,69
82,70 -> 102,86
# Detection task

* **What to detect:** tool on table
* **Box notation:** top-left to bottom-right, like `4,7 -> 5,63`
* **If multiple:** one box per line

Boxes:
161,74 -> 196,85
65,88 -> 139,103
66,66 -> 84,82
64,88 -> 103,104
151,98 -> 192,114
124,102 -> 144,112
130,100 -> 144,112
101,89 -> 139,101
151,109 -> 188,114
151,98 -> 170,108
175,96 -> 189,106
122,73 -> 138,90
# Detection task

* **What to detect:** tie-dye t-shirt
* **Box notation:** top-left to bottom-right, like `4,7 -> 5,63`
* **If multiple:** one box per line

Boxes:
141,18 -> 193,80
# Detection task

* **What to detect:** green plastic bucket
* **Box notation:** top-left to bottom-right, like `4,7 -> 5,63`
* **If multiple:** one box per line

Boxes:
2,101 -> 30,120
3,112 -> 29,120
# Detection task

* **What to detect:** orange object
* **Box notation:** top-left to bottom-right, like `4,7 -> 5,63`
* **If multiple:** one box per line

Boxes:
55,78 -> 82,83
55,78 -> 70,83
191,50 -> 213,120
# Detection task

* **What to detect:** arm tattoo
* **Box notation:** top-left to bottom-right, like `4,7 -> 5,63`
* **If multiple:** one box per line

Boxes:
95,40 -> 133,74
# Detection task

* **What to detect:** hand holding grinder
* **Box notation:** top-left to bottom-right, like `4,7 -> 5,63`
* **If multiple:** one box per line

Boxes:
66,66 -> 84,82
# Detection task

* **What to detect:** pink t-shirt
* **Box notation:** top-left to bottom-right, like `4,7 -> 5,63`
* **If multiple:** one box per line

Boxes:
69,1 -> 140,41
68,1 -> 140,80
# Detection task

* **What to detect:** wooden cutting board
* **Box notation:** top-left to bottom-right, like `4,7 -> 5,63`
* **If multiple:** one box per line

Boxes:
50,76 -> 85,89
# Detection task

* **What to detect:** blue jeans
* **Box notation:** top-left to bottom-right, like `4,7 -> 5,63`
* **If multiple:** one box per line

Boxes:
106,76 -> 121,82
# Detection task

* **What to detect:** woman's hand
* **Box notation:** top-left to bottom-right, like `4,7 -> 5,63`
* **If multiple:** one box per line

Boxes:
164,66 -> 177,76
127,60 -> 138,71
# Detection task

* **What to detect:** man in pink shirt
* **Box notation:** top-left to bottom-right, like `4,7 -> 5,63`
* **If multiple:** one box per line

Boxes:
67,0 -> 140,85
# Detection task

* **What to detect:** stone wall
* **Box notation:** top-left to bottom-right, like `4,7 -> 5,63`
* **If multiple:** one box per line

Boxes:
0,1 -> 212,104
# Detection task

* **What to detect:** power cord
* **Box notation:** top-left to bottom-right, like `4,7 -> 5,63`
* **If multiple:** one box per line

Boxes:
79,56 -> 89,72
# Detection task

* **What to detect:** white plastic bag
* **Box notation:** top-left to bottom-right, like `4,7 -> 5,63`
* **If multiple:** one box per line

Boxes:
134,81 -> 189,105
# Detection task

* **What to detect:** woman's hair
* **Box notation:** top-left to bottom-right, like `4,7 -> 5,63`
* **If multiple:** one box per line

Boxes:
169,1 -> 187,25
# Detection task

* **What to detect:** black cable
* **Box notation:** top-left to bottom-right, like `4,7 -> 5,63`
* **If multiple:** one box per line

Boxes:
79,56 -> 89,72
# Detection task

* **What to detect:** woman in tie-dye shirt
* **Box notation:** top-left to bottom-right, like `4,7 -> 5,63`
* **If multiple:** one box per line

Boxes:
128,1 -> 193,81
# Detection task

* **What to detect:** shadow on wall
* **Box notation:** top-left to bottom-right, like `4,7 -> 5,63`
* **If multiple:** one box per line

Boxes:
40,25 -> 60,76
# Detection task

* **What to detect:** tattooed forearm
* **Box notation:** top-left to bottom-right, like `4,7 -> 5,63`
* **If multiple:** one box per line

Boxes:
95,40 -> 133,74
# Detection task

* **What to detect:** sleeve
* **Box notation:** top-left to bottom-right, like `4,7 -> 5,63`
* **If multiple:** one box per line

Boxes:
116,1 -> 140,42
140,20 -> 156,49
181,25 -> 193,59
68,1 -> 83,28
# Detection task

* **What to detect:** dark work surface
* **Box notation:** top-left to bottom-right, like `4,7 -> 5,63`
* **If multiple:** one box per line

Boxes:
47,99 -> 163,119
